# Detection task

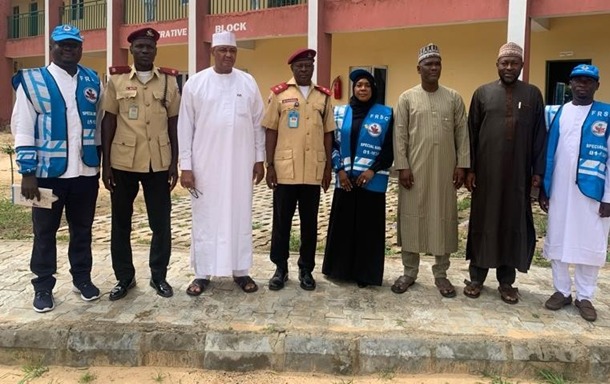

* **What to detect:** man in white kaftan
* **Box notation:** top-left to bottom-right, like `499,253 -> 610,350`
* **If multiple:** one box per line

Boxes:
178,31 -> 265,295
541,64 -> 610,322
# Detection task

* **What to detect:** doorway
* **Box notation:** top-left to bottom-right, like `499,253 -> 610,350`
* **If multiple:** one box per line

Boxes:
29,2 -> 38,37
545,59 -> 592,105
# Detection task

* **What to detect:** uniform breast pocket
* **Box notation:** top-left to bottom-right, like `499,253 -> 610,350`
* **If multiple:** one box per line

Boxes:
158,134 -> 172,167
111,132 -> 137,168
152,91 -> 168,116
315,151 -> 327,181
116,90 -> 137,114
275,149 -> 294,180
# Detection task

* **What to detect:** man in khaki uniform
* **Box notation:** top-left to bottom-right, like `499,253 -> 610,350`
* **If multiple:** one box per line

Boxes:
263,48 -> 334,291
101,27 -> 180,301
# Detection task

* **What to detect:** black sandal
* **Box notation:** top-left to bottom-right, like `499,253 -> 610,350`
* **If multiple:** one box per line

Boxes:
498,284 -> 519,304
233,275 -> 258,293
186,278 -> 210,296
463,279 -> 483,299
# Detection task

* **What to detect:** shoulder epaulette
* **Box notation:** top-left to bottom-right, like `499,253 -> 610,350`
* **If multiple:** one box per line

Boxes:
108,66 -> 132,75
271,82 -> 288,95
315,85 -> 332,96
159,67 -> 179,76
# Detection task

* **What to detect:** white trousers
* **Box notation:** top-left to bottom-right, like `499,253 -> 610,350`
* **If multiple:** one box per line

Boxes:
195,268 -> 249,280
551,260 -> 600,301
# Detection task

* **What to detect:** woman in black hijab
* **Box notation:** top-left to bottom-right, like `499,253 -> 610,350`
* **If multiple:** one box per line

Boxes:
322,69 -> 394,287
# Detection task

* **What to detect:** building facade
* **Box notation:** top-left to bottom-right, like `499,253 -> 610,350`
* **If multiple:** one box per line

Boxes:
1,0 -> 609,122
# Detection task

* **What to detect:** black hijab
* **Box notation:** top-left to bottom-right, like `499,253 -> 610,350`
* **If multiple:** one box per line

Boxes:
349,71 -> 378,118
349,71 -> 378,159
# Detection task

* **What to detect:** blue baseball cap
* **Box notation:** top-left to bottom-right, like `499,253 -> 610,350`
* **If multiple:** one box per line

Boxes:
51,24 -> 83,43
570,64 -> 599,81
349,69 -> 374,82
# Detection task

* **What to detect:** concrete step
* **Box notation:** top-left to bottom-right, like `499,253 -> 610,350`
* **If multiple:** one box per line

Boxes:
1,241 -> 609,382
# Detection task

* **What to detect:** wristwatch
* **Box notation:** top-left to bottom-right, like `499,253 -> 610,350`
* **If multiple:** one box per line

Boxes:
266,162 -> 274,168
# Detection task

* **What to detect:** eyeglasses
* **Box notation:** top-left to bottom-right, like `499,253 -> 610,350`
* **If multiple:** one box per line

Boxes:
187,187 -> 202,199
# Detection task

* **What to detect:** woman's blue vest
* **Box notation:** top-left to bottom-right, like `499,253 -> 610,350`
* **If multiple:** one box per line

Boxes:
12,65 -> 100,178
544,101 -> 610,202
332,103 -> 392,193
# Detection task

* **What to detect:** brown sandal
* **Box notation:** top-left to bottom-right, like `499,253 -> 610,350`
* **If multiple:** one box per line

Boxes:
186,278 -> 210,296
435,278 -> 456,298
391,275 -> 415,294
463,280 -> 483,299
498,284 -> 519,304
234,275 -> 258,293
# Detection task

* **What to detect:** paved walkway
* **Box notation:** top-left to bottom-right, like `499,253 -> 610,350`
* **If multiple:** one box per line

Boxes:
1,181 -> 610,381
77,181 -> 406,251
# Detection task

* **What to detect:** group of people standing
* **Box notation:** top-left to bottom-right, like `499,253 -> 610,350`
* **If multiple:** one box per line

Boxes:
11,25 -> 610,324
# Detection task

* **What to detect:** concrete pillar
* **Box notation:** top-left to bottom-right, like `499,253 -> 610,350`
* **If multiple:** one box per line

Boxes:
507,0 -> 531,82
0,0 -> 12,122
193,0 -> 210,73
47,0 -> 64,64
308,0 -> 331,87
107,0 -> 128,69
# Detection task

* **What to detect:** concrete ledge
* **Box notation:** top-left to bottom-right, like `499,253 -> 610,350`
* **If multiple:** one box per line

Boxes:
1,324 -> 609,382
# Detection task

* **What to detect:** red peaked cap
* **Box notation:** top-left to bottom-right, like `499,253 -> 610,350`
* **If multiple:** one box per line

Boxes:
287,48 -> 316,64
128,27 -> 160,43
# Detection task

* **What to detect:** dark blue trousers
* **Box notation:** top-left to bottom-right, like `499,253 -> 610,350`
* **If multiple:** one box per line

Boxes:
110,169 -> 171,282
31,175 -> 99,292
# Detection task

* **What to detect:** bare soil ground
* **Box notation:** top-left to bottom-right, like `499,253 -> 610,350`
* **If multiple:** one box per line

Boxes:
0,365 -> 537,384
0,132 -> 189,217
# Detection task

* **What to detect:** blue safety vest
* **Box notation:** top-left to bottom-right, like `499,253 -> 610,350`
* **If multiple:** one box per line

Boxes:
332,103 -> 392,193
544,101 -> 610,201
12,65 -> 100,178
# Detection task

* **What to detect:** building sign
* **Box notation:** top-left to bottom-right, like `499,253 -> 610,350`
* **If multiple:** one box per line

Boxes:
215,22 -> 248,33
159,28 -> 188,39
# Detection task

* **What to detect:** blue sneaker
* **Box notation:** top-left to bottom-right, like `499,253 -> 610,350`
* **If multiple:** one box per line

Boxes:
72,281 -> 100,301
33,290 -> 55,313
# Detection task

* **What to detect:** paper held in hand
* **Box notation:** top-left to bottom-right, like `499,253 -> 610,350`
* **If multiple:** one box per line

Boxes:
12,185 -> 58,209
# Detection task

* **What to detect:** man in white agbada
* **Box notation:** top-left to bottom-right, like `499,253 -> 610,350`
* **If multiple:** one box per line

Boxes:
178,31 -> 265,295
540,64 -> 610,322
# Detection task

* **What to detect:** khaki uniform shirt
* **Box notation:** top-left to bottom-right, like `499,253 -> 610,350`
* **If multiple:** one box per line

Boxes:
262,77 -> 334,185
102,66 -> 181,173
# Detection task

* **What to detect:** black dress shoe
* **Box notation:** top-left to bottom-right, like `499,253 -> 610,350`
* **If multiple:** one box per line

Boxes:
150,279 -> 173,298
109,278 -> 136,301
299,269 -> 316,291
268,268 -> 288,291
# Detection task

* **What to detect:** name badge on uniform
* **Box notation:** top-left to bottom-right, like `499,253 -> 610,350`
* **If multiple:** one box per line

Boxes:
288,110 -> 299,128
128,105 -> 139,120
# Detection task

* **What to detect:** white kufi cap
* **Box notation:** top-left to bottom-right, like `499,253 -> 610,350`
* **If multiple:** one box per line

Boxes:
212,31 -> 236,47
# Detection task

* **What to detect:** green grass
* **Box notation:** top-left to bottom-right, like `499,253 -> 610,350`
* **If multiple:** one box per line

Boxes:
538,369 -> 572,384
289,231 -> 300,252
152,370 -> 165,383
136,238 -> 151,245
377,367 -> 396,380
252,221 -> 263,230
316,240 -> 326,252
457,196 -> 471,211
532,248 -> 551,268
56,234 -> 70,242
533,214 -> 548,237
18,360 -> 49,384
78,371 -> 97,384
0,198 -> 32,240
